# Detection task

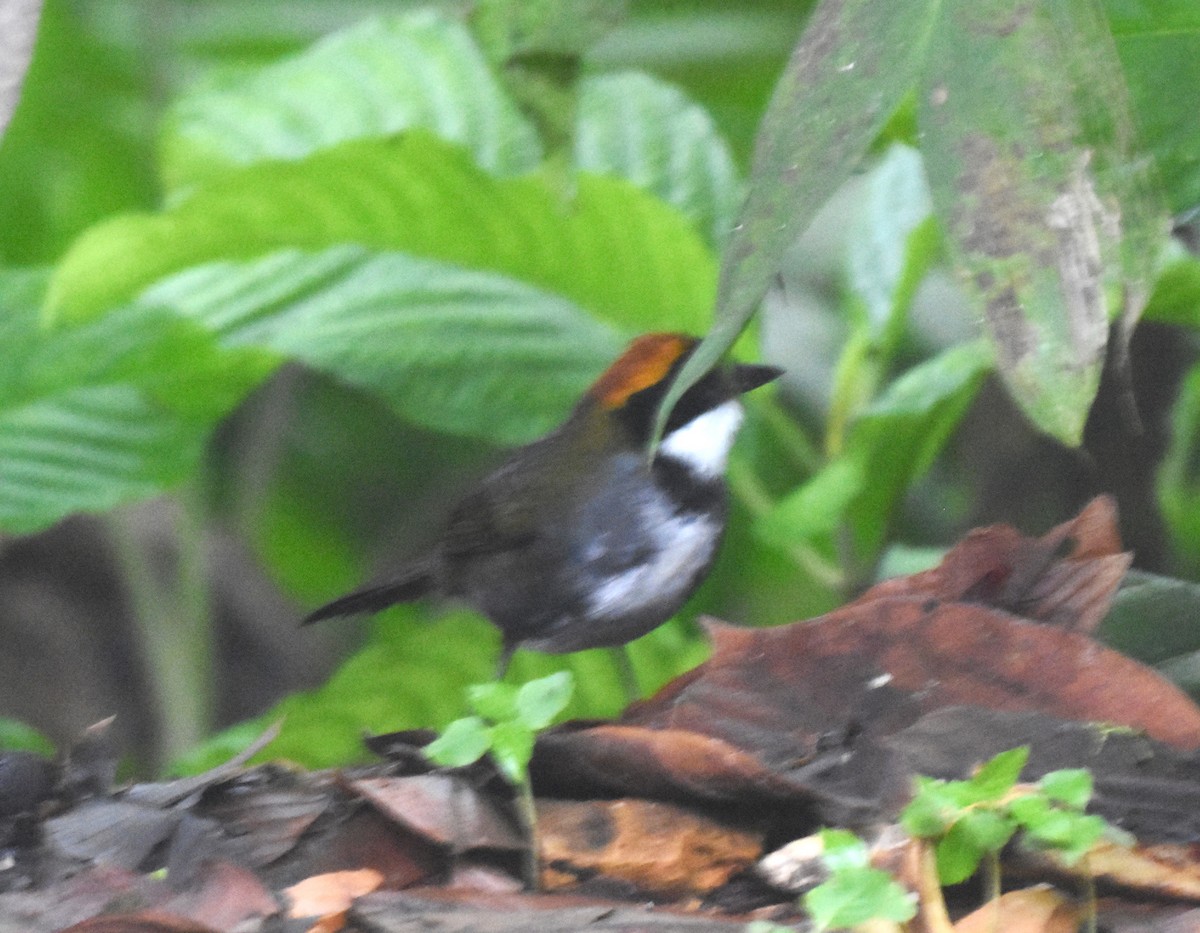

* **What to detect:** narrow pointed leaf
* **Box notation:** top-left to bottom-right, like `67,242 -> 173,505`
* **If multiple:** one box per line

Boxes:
919,0 -> 1166,444
657,0 -> 941,439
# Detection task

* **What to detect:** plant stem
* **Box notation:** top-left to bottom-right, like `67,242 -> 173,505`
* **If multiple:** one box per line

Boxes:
754,394 -> 822,472
108,493 -> 212,772
914,840 -> 955,933
1081,858 -> 1098,933
726,458 -> 845,590
517,775 -> 541,891
983,849 -> 1002,912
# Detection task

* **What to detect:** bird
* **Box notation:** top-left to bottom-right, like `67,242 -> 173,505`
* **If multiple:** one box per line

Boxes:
303,333 -> 782,672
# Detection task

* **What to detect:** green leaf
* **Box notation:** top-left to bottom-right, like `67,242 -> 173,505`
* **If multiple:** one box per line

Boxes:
842,341 -> 992,562
1100,570 -> 1200,665
1106,3 -> 1200,213
0,386 -> 205,535
1015,797 -> 1106,865
968,746 -> 1029,802
900,777 -> 960,838
48,132 -> 716,333
468,683 -> 519,723
160,11 -> 542,192
1142,253 -> 1200,329
471,0 -> 627,61
761,342 -> 990,564
1039,768 -> 1093,811
919,0 -> 1166,444
756,457 -> 866,553
488,719 -> 536,784
956,808 -> 1018,855
575,72 -> 742,247
804,865 -> 917,931
934,820 -> 987,885
182,607 -> 505,771
514,671 -> 574,730
818,828 -> 871,872
1008,792 -> 1051,828
139,246 -> 623,444
845,144 -> 935,336
0,1 -> 157,263
1161,366 -> 1200,579
659,0 -> 942,441
425,715 -> 492,768
0,271 -> 268,534
0,718 -> 54,756
1054,813 -> 1107,865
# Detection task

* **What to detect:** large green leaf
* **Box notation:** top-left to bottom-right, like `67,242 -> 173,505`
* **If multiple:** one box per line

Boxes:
0,270 -> 268,534
47,132 -> 716,331
657,0 -> 941,443
575,72 -> 741,248
0,386 -> 207,534
1105,2 -> 1200,214
160,11 -> 543,192
142,246 -> 623,443
919,0 -> 1166,445
0,0 -> 157,264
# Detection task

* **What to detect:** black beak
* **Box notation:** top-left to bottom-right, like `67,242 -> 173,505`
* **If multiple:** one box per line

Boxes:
732,362 -> 784,394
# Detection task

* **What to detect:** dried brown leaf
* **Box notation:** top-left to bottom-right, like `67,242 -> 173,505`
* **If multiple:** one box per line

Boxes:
953,886 -> 1081,933
348,774 -> 522,851
284,868 -> 383,919
538,799 -> 762,897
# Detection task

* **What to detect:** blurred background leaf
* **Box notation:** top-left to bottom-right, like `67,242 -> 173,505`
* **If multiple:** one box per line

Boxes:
1,0 -> 1198,778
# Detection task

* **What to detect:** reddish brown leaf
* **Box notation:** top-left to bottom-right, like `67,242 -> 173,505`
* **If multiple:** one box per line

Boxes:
537,723 -> 804,806
680,601 -> 1200,750
537,497 -> 1200,814
860,495 -> 1129,633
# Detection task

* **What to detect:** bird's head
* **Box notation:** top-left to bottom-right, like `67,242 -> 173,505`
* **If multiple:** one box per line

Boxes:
584,333 -> 782,477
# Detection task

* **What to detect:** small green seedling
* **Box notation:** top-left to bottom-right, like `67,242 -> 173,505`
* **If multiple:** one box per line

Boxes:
424,670 -> 574,889
801,829 -> 917,932
900,745 -> 1131,928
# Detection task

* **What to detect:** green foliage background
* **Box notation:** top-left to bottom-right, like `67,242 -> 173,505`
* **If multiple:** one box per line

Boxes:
2,0 -> 1200,774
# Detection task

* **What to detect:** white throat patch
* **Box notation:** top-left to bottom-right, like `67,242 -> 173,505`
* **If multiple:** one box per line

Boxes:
659,399 -> 744,479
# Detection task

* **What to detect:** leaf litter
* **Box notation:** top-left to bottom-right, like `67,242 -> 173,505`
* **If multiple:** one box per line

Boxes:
5,498 -> 1200,930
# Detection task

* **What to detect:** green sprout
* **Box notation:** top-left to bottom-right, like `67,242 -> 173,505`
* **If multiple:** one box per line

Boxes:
424,670 -> 574,889
802,829 -> 918,932
900,746 -> 1132,930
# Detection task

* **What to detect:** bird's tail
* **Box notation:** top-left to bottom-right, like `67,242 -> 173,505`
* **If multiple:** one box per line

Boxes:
302,565 -> 436,625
